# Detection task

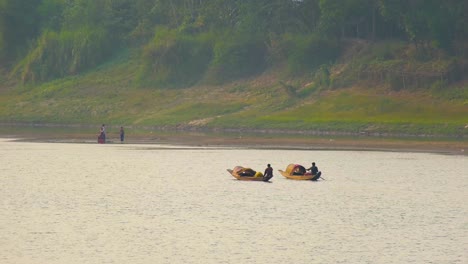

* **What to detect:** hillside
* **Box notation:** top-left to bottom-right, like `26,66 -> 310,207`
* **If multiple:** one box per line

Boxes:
0,40 -> 467,138
0,1 -> 467,139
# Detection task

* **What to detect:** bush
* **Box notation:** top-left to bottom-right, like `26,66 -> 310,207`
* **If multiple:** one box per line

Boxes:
205,34 -> 267,84
13,27 -> 113,83
284,34 -> 340,75
138,28 -> 213,88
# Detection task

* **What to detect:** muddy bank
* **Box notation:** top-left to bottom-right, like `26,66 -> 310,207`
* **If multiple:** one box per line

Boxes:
2,128 -> 466,156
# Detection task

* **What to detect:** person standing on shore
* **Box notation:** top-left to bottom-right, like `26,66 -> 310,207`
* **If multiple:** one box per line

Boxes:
98,124 -> 106,143
120,126 -> 125,143
263,164 -> 274,181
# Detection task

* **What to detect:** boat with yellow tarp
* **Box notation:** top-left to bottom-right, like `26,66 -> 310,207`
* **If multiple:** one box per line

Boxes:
278,164 -> 322,180
227,166 -> 271,181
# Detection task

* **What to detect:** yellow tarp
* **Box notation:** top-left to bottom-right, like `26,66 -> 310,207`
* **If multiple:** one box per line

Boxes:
233,166 -> 257,176
285,164 -> 306,175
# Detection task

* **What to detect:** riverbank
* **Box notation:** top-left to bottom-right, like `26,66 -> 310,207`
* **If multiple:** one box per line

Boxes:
1,128 -> 466,156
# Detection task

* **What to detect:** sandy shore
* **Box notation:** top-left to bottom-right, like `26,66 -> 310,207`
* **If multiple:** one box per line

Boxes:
3,131 -> 467,156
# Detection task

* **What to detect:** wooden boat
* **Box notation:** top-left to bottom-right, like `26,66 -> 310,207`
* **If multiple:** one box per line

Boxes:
227,166 -> 270,181
278,164 -> 322,180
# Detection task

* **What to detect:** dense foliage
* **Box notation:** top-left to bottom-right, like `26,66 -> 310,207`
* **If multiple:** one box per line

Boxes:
1,0 -> 467,87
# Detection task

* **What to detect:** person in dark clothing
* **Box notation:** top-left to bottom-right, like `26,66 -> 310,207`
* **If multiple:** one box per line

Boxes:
120,126 -> 125,143
98,124 -> 106,143
263,164 -> 274,181
307,162 -> 321,181
307,162 -> 318,175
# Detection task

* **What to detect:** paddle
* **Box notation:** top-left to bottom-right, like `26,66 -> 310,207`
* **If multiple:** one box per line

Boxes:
318,171 -> 325,180
311,171 -> 324,181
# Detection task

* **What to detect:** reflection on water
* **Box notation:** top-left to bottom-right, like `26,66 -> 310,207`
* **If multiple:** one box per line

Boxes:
0,138 -> 467,264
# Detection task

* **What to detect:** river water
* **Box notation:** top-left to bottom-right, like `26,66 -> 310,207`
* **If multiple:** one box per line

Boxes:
0,138 -> 466,264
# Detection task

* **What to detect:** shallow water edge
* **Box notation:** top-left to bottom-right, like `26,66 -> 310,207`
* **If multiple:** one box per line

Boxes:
0,124 -> 466,155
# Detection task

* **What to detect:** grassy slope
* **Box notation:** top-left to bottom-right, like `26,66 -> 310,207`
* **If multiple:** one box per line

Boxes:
0,48 -> 467,138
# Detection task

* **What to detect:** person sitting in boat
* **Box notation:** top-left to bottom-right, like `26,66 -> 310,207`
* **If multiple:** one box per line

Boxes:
306,162 -> 318,175
306,162 -> 321,181
292,165 -> 306,175
240,168 -> 256,177
263,164 -> 273,181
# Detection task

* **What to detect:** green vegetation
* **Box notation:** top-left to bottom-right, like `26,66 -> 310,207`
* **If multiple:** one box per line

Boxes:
12,27 -> 113,83
283,34 -> 340,76
137,28 -> 214,88
0,0 -> 467,138
207,33 -> 267,84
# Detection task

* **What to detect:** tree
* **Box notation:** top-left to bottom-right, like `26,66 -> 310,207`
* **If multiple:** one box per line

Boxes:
0,0 -> 41,60
37,0 -> 66,31
379,0 -> 464,51
319,0 -> 380,40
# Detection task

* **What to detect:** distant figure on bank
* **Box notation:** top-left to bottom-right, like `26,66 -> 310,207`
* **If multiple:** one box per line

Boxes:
120,126 -> 125,143
263,164 -> 274,182
307,162 -> 321,181
98,124 -> 106,143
